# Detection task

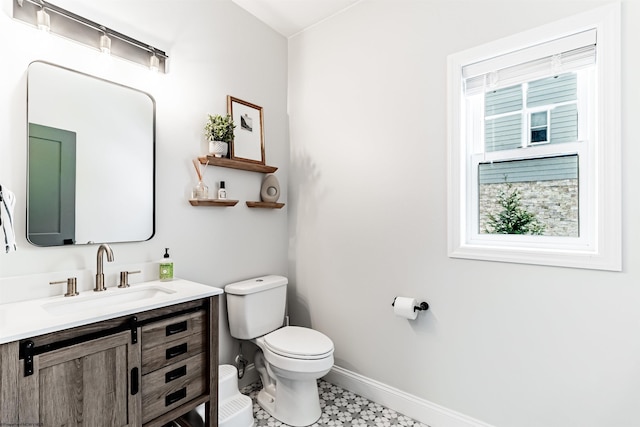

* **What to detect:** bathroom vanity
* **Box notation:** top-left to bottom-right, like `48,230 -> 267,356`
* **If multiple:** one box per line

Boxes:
0,279 -> 221,427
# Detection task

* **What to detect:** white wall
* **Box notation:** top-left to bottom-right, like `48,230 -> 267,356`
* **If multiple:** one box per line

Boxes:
4,0 -> 640,425
288,1 -> 640,426
0,0 -> 289,365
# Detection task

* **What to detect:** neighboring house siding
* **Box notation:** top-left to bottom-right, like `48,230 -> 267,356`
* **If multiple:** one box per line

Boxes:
527,73 -> 577,107
485,84 -> 522,116
485,84 -> 523,152
479,155 -> 578,184
485,115 -> 522,151
550,104 -> 578,144
483,72 -> 579,181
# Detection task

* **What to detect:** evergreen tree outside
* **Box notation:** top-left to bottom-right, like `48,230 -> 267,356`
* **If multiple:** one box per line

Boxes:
484,180 -> 546,235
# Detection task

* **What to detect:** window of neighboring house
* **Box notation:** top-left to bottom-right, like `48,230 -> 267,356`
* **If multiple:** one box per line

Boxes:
447,3 -> 621,271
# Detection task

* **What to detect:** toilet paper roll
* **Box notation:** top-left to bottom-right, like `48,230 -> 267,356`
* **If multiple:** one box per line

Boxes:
393,297 -> 418,320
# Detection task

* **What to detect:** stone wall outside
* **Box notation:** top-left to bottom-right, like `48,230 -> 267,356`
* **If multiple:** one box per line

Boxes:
479,179 -> 579,237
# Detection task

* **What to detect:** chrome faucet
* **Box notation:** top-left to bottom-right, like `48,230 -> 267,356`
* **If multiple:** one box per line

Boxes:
95,243 -> 114,292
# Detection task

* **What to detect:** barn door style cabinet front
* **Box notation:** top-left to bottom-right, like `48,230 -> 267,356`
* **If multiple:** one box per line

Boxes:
19,330 -> 141,426
0,296 -> 219,427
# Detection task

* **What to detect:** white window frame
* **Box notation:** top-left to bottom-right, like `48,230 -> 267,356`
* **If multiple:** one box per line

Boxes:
447,3 -> 621,271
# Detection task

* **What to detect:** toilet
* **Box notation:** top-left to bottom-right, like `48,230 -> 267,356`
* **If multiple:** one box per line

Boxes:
225,275 -> 334,427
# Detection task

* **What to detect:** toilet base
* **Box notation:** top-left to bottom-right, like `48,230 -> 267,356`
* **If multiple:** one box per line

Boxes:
257,376 -> 322,427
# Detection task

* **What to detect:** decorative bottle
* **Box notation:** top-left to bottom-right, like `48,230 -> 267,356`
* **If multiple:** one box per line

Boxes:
218,181 -> 227,200
193,181 -> 209,200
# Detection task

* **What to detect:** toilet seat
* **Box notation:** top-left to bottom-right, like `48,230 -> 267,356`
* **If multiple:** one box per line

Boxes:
264,326 -> 334,360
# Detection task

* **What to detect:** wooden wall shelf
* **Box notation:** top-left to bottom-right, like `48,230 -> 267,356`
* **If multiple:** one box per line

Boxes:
192,156 -> 283,209
198,156 -> 278,173
189,199 -> 238,207
246,201 -> 285,209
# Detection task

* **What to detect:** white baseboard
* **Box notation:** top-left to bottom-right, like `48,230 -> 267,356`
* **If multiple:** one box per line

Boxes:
324,366 -> 495,427
237,363 -> 493,427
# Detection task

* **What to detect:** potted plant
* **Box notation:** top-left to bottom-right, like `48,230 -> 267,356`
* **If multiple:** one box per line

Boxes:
204,114 -> 235,157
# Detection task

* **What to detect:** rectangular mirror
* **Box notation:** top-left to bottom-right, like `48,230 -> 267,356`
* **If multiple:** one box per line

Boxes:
27,61 -> 155,246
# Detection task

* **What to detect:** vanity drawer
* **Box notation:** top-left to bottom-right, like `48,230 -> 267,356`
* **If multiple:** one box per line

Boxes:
141,310 -> 206,351
141,329 -> 205,375
141,353 -> 207,424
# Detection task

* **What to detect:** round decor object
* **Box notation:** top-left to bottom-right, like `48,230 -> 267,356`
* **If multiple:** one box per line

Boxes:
260,174 -> 280,203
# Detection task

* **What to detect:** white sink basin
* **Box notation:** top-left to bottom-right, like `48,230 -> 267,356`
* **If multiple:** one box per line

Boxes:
0,279 -> 223,344
42,285 -> 176,315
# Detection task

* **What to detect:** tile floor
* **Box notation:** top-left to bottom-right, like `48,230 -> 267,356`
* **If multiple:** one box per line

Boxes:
242,379 -> 430,427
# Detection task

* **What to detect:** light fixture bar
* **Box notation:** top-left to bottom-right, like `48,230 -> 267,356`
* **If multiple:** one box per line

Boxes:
13,0 -> 169,72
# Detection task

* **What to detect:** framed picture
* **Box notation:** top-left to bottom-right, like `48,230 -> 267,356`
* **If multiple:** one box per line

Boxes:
227,96 -> 265,164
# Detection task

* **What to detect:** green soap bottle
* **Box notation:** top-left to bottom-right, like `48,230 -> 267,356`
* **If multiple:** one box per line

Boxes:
159,248 -> 173,281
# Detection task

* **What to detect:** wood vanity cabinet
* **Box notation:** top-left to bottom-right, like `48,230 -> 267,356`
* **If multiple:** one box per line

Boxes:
0,296 -> 219,427
140,309 -> 208,424
19,330 -> 140,425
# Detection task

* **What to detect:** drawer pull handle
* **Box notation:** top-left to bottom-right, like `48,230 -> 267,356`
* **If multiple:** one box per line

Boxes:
166,320 -> 188,336
130,367 -> 139,395
165,387 -> 187,406
165,365 -> 187,383
166,343 -> 187,360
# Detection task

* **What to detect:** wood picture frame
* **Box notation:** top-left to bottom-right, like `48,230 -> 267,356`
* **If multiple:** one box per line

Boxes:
227,96 -> 265,165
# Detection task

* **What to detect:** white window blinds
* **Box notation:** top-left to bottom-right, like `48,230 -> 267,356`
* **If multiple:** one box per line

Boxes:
463,28 -> 596,95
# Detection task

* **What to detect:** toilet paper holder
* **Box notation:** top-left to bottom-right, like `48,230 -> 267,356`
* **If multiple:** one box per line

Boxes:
392,297 -> 429,312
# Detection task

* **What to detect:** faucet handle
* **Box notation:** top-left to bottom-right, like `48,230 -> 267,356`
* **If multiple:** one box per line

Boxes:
118,270 -> 141,288
50,277 -> 79,297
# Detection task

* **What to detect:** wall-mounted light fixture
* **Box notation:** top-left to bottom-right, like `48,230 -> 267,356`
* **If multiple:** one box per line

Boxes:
13,0 -> 169,73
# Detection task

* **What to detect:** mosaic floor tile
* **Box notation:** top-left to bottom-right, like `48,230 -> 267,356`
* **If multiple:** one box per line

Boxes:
241,379 -> 430,427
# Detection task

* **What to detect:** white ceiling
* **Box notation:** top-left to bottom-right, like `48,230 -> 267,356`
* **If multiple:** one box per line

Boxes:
231,0 -> 362,38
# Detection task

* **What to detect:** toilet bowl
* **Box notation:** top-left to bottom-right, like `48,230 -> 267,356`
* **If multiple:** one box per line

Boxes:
225,276 -> 335,427
260,326 -> 334,367
252,326 -> 334,426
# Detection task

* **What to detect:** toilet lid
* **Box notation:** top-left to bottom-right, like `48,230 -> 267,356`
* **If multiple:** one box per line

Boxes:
264,326 -> 334,360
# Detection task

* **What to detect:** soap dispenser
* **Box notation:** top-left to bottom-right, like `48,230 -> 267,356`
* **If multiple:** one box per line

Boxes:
159,248 -> 173,281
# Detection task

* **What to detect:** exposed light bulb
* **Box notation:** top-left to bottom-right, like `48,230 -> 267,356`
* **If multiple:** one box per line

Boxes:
100,34 -> 111,54
36,8 -> 50,32
149,54 -> 159,72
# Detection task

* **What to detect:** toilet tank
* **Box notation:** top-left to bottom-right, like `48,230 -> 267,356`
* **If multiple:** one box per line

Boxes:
225,275 -> 288,340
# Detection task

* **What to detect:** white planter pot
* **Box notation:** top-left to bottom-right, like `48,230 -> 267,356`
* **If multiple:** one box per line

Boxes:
209,140 -> 228,158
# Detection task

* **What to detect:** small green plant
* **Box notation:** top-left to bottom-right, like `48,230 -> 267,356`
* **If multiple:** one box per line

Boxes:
204,114 -> 235,143
485,181 -> 546,235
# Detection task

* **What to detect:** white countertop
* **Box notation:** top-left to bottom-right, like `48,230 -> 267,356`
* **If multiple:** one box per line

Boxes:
0,278 -> 223,344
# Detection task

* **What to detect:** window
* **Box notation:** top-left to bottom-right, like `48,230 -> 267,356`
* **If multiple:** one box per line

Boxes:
478,71 -> 584,238
447,3 -> 621,270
